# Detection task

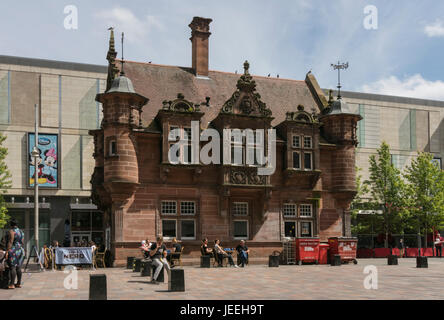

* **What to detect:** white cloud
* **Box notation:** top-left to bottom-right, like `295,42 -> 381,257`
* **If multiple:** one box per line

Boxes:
424,20 -> 444,37
94,7 -> 164,43
361,74 -> 444,100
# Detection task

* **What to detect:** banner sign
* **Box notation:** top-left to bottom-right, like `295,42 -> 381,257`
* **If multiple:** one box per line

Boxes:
28,133 -> 59,188
55,247 -> 93,265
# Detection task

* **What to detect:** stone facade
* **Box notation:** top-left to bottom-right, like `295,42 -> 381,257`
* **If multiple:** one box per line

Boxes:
90,18 -> 362,266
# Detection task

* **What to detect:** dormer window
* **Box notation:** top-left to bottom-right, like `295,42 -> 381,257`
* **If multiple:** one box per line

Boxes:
168,125 -> 192,164
291,134 -> 314,171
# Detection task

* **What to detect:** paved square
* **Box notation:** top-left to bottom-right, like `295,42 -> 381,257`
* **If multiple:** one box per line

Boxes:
1,258 -> 444,300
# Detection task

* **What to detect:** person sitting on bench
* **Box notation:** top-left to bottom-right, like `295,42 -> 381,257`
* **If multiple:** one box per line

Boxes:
149,236 -> 170,284
214,239 -> 238,268
169,238 -> 182,268
201,238 -> 213,256
236,240 -> 250,267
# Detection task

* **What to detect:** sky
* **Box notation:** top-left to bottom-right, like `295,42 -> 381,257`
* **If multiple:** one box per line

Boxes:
2,0 -> 444,100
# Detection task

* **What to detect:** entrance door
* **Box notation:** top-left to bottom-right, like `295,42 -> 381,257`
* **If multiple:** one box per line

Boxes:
71,233 -> 91,246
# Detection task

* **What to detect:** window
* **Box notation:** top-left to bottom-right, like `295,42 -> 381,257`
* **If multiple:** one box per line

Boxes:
300,204 -> 313,217
231,130 -> 244,165
162,220 -> 176,238
292,135 -> 300,148
284,221 -> 297,237
293,152 -> 301,169
181,220 -> 195,240
304,136 -> 312,149
161,201 -> 177,215
300,221 -> 312,237
109,140 -> 117,156
232,202 -> 248,216
168,126 -> 193,164
304,152 -> 312,170
432,157 -> 442,169
180,201 -> 196,215
233,220 -> 248,239
246,131 -> 264,166
283,203 -> 297,217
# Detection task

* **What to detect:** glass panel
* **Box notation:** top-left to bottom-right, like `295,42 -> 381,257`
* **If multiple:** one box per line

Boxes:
283,204 -> 296,217
29,211 -> 50,229
162,220 -> 176,238
300,222 -> 312,237
181,220 -> 195,239
304,153 -> 312,170
161,201 -> 177,215
233,221 -> 248,238
180,201 -> 195,215
29,229 -> 50,249
92,211 -> 103,229
232,202 -> 248,216
300,204 -> 313,217
92,232 -> 103,245
304,136 -> 312,148
285,221 -> 296,237
71,211 -> 91,229
292,136 -> 300,148
293,152 -> 300,169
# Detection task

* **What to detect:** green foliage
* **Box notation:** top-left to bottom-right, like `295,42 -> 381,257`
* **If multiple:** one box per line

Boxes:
360,142 -> 408,246
404,152 -> 444,239
0,133 -> 11,229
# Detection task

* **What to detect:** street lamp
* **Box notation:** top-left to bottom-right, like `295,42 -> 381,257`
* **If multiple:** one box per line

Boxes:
32,104 -> 39,258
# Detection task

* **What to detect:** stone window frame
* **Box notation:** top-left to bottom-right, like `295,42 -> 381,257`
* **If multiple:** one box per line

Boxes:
303,136 -> 313,149
292,135 -> 301,148
281,202 -> 316,239
283,203 -> 297,217
291,134 -> 314,171
303,151 -> 313,171
292,151 -> 301,170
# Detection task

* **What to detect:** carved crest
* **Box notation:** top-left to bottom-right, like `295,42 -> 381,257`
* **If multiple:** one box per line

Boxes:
285,105 -> 318,123
221,61 -> 272,118
162,93 -> 201,113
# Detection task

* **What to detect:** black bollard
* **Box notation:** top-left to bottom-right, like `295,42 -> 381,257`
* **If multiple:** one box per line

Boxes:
416,256 -> 428,268
169,268 -> 185,292
268,255 -> 279,267
331,254 -> 341,266
89,274 -> 107,300
388,255 -> 398,265
141,260 -> 152,277
200,255 -> 211,268
127,257 -> 135,269
133,258 -> 142,272
151,264 -> 164,282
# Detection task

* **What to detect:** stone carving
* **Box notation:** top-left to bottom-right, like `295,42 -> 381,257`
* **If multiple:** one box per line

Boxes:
162,93 -> 201,113
228,167 -> 267,186
221,61 -> 272,118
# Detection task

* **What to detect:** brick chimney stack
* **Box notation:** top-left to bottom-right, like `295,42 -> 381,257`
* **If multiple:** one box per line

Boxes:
189,17 -> 212,77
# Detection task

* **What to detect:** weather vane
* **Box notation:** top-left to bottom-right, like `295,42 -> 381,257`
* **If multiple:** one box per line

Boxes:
331,61 -> 348,99
121,32 -> 125,76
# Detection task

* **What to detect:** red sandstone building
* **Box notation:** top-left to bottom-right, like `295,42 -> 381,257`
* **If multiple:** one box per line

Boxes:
90,17 -> 361,266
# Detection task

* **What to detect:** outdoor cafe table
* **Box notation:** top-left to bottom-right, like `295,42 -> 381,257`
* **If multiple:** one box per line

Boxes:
55,247 -> 94,265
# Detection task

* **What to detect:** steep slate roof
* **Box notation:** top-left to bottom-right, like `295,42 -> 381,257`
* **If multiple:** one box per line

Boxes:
121,60 -> 322,129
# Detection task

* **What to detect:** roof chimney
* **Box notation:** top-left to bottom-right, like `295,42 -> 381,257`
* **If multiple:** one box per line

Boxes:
189,17 -> 212,77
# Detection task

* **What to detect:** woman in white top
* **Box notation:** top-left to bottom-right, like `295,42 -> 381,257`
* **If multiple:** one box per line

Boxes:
214,239 -> 238,268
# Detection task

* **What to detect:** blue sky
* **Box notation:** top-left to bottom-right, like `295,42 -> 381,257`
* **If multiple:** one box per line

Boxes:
2,0 -> 444,99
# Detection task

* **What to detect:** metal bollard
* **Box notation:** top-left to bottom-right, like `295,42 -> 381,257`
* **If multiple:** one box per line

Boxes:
169,269 -> 185,292
388,255 -> 398,265
416,256 -> 428,268
331,254 -> 341,266
200,255 -> 211,268
89,274 -> 107,300
268,255 -> 279,267
126,257 -> 135,269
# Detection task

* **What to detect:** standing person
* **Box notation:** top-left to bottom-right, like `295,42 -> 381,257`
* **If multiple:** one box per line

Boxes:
5,219 -> 25,289
435,233 -> 443,258
236,240 -> 250,267
149,236 -> 170,284
398,238 -> 405,258
214,239 -> 238,268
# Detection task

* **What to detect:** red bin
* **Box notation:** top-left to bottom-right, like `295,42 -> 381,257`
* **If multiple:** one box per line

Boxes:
318,243 -> 329,264
328,237 -> 358,264
295,237 -> 320,265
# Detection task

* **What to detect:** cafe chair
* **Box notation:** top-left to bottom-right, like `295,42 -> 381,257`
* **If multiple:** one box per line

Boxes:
95,247 -> 107,268
170,246 -> 184,266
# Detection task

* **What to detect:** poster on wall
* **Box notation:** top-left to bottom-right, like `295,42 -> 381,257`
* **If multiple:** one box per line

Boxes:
28,133 -> 59,188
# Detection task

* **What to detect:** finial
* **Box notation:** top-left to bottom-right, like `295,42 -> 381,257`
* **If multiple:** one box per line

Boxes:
328,89 -> 334,104
243,60 -> 250,74
331,61 -> 348,99
107,27 -> 115,52
120,32 -> 125,76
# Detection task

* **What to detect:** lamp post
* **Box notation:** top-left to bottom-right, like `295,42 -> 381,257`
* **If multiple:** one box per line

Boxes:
32,103 -> 39,255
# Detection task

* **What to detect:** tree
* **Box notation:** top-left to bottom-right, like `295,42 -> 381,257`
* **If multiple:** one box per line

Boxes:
365,142 -> 407,248
0,133 -> 11,229
404,152 -> 444,250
